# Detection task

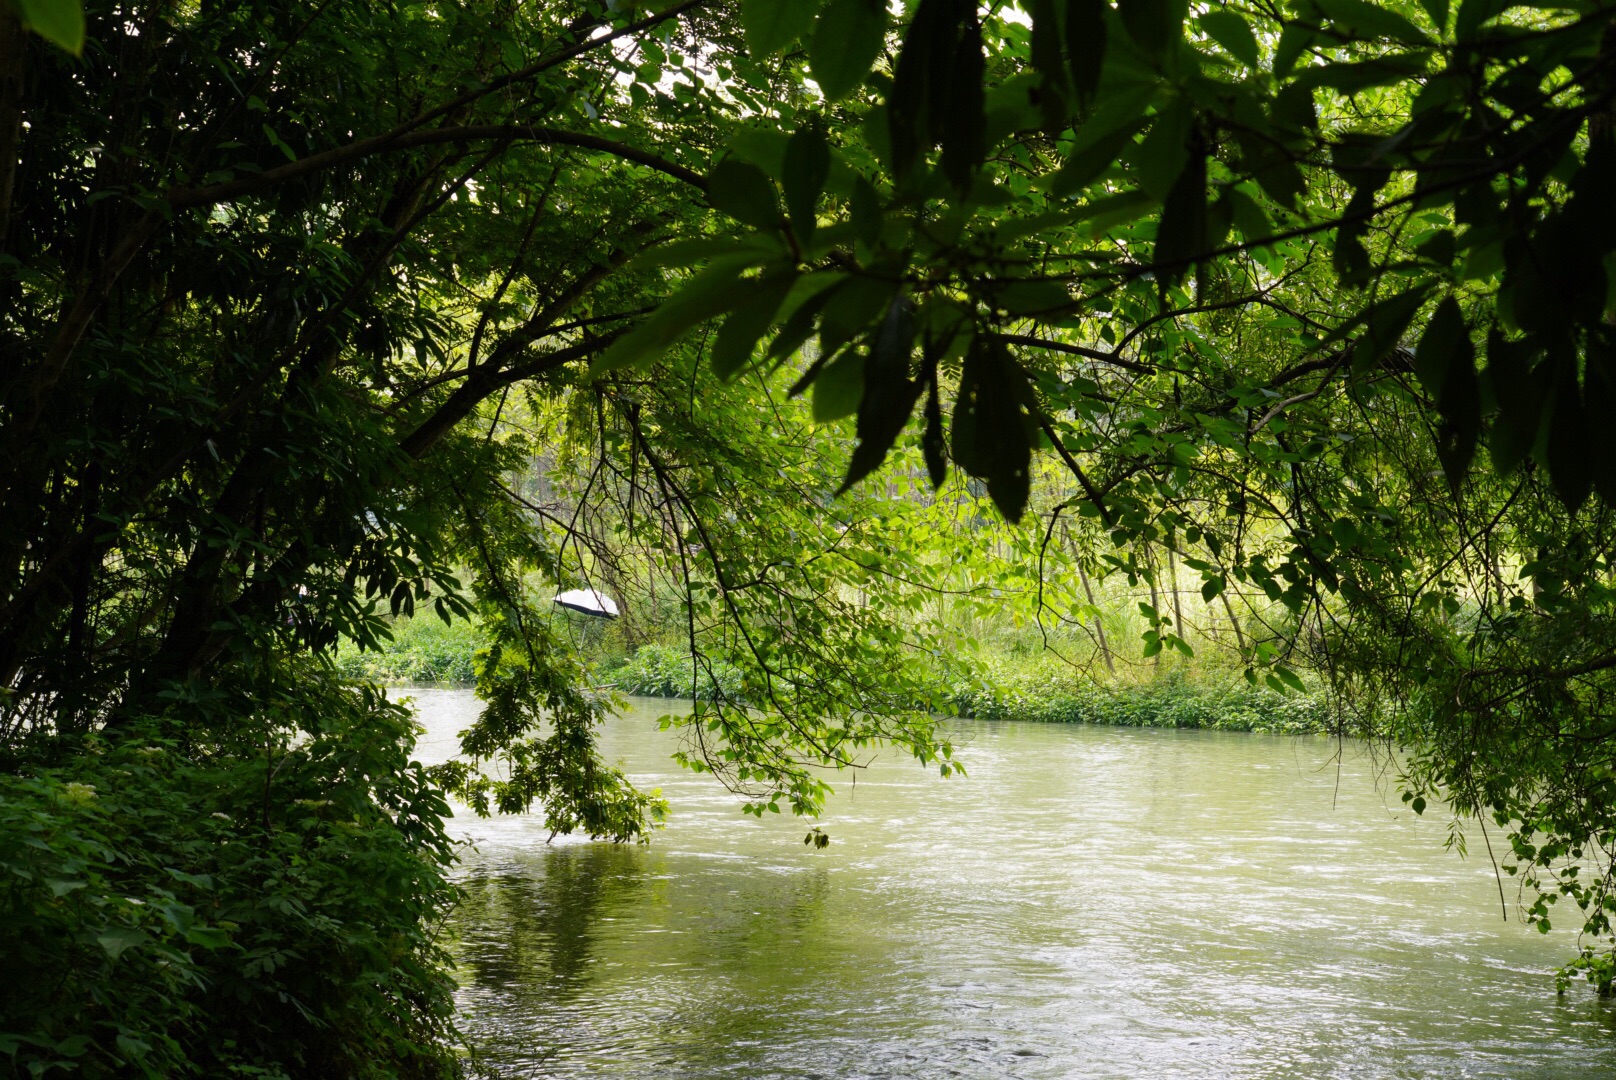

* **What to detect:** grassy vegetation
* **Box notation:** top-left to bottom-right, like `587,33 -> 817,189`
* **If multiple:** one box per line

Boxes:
347,618 -> 1328,735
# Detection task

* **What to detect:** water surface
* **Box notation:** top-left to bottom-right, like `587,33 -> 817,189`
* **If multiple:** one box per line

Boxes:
407,690 -> 1615,1078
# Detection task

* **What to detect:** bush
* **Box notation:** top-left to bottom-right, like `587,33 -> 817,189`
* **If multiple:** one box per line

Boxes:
596,643 -> 744,700
0,686 -> 461,1079
335,614 -> 482,686
952,662 -> 1330,735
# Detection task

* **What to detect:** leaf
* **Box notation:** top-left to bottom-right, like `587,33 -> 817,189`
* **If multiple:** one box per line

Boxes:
1226,185 -> 1271,244
1413,295 -> 1468,399
1153,147 -> 1207,283
813,349 -> 865,422
996,279 -> 1071,316
1117,0 -> 1183,57
939,12 -> 987,191
707,159 -> 781,229
1273,24 -> 1314,77
743,0 -> 823,55
1313,0 -> 1434,45
1130,102 -> 1192,201
14,0 -> 85,54
1064,0 -> 1109,102
783,128 -> 831,245
1349,284 -> 1432,375
818,274 -> 901,358
840,297 -> 923,492
1545,355 -> 1592,510
591,256 -> 761,375
1295,54 -> 1431,94
921,371 -> 947,488
711,272 -> 799,380
1198,10 -> 1260,67
889,0 -> 962,176
1484,330 -> 1541,477
628,235 -> 781,271
185,925 -> 232,950
1029,0 -> 1071,127
810,0 -> 887,102
850,175 -> 883,247
97,927 -> 148,960
1454,0 -> 1508,38
1051,83 -> 1157,194
952,338 -> 1035,522
1418,0 -> 1450,33
1053,121 -> 1144,194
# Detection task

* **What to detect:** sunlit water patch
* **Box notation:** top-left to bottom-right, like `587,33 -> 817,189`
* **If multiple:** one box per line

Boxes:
405,689 -> 1616,1079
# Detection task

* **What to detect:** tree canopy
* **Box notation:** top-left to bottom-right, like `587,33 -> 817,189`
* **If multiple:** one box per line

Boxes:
4,0 -> 1616,1072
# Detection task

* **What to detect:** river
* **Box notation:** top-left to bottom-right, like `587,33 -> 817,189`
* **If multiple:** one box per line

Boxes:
406,689 -> 1615,1078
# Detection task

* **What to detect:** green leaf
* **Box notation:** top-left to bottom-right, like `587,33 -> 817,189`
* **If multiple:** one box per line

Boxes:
1117,0 -> 1184,57
1314,0 -> 1434,44
921,372 -> 947,488
97,927 -> 148,960
1349,284 -> 1432,375
1413,295 -> 1468,399
1201,576 -> 1225,601
1273,24 -> 1314,77
1295,54 -> 1431,94
628,236 -> 781,271
1226,185 -> 1271,243
841,297 -> 922,492
1418,0 -> 1450,33
712,272 -> 799,380
1052,83 -> 1157,195
13,0 -> 84,54
708,159 -> 781,229
939,15 -> 987,191
783,129 -> 831,245
1064,0 -> 1110,101
996,279 -> 1071,316
813,349 -> 865,422
743,0 -> 823,55
1153,147 -> 1207,283
850,175 -> 883,247
810,0 -> 887,101
1130,102 -> 1192,201
184,925 -> 232,950
951,338 -> 1035,522
591,256 -> 761,375
818,274 -> 901,358
1198,10 -> 1260,67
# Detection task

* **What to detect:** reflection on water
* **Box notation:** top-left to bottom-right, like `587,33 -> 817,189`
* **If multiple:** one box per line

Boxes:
403,690 -> 1616,1079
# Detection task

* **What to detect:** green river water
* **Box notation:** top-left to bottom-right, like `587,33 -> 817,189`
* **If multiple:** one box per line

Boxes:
408,689 -> 1616,1078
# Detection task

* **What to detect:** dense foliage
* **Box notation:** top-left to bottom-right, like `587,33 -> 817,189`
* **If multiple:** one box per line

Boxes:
4,0 -> 1616,1070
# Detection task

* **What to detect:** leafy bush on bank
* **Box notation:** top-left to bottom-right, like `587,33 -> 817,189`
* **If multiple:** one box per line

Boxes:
595,643 -> 744,700
953,661 -> 1330,734
594,646 -> 1329,734
0,685 -> 460,1079
335,615 -> 481,685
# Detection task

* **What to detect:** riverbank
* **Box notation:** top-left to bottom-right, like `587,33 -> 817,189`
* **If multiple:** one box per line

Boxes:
340,630 -> 1331,736
595,645 -> 1332,736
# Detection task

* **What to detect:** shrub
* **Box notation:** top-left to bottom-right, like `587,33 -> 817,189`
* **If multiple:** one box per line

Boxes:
0,686 -> 460,1079
952,663 -> 1330,735
596,643 -> 744,701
